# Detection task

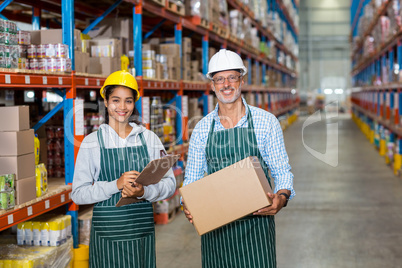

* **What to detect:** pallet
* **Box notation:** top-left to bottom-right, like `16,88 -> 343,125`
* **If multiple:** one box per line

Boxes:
150,0 -> 166,7
186,16 -> 210,30
166,1 -> 185,16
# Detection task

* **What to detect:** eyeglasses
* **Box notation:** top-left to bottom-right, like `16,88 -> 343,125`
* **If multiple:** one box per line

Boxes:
212,75 -> 242,84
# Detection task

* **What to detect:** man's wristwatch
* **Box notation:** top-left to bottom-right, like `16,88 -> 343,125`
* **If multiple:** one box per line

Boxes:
279,193 -> 290,207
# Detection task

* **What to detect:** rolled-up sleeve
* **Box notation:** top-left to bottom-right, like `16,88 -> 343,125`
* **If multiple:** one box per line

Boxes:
263,117 -> 295,199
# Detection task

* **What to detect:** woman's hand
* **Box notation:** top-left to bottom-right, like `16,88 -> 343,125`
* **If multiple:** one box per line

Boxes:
117,171 -> 140,190
122,181 -> 145,198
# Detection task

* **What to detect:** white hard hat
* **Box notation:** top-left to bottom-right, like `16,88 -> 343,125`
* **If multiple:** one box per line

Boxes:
206,49 -> 247,79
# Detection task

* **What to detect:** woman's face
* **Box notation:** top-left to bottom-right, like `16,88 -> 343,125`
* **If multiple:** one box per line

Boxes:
105,86 -> 135,124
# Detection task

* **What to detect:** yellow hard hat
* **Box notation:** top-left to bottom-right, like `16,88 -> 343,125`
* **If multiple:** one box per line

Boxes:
100,70 -> 140,101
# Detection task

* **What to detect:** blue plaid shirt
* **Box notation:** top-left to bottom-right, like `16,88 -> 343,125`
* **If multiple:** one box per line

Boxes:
183,97 -> 295,199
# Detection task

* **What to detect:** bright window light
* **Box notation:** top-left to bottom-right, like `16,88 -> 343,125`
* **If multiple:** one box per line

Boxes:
291,89 -> 297,95
334,88 -> 344,94
324,88 -> 333,95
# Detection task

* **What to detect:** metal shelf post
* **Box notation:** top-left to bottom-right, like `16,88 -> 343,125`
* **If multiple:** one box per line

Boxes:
32,7 -> 41,30
202,34 -> 209,76
62,0 -> 78,248
134,3 -> 143,77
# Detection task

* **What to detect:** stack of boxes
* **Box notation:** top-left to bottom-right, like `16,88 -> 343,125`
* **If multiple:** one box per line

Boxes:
30,29 -> 87,73
88,38 -> 121,75
160,43 -> 181,81
182,37 -> 192,81
0,106 -> 36,206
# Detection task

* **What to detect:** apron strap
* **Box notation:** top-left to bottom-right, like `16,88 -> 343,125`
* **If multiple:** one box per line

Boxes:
139,132 -> 147,147
97,128 -> 106,148
246,105 -> 255,130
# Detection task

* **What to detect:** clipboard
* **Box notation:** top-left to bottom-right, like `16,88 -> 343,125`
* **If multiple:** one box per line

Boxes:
115,154 -> 180,207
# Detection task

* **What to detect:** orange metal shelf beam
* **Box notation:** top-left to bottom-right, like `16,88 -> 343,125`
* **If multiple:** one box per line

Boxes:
0,188 -> 72,232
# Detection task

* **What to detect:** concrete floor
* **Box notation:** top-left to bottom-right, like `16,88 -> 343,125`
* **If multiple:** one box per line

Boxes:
155,114 -> 402,268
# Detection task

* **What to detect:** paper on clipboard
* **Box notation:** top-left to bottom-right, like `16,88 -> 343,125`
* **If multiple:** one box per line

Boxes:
115,154 -> 180,207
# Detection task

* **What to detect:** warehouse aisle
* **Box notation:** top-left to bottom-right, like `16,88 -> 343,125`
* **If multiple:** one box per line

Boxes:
156,114 -> 402,268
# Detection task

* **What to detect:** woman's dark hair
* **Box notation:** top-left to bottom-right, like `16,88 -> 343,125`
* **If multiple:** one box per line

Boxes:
103,85 -> 142,125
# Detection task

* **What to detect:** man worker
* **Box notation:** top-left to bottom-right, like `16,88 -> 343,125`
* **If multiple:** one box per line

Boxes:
182,49 -> 295,268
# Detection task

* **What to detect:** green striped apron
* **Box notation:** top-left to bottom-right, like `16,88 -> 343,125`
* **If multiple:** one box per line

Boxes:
202,107 -> 276,268
89,129 -> 156,268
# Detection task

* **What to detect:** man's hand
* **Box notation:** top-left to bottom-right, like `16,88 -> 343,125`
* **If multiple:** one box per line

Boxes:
182,202 -> 193,224
122,181 -> 144,198
253,192 -> 288,216
117,171 -> 140,190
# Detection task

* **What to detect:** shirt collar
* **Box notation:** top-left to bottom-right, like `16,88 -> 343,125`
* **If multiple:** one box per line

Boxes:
213,97 -> 249,128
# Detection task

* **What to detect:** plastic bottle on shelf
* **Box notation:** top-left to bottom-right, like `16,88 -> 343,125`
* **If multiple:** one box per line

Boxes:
34,134 -> 40,165
32,221 -> 42,246
17,222 -> 25,245
24,221 -> 33,246
35,165 -> 42,197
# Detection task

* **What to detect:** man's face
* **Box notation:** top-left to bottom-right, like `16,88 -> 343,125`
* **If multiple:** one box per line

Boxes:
211,70 -> 243,104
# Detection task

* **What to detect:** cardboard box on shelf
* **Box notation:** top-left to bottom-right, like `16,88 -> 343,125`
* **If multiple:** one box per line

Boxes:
183,68 -> 191,81
75,50 -> 90,73
90,38 -> 122,58
182,53 -> 191,69
88,57 -> 102,74
179,156 -> 273,235
191,60 -> 199,71
160,44 -> 181,57
183,37 -> 192,54
89,57 -> 119,75
0,153 -> 35,180
31,29 -> 82,51
0,106 -> 30,132
0,129 -> 34,156
15,175 -> 36,205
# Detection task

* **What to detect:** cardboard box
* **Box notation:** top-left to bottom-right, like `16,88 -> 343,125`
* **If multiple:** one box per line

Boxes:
31,29 -> 82,51
75,50 -> 90,73
88,57 -> 102,74
99,57 -> 119,75
191,60 -> 199,71
15,176 -> 36,205
89,57 -> 119,75
160,44 -> 180,57
180,156 -> 273,235
0,129 -> 34,156
0,153 -> 35,180
90,38 -> 122,58
182,53 -> 191,69
0,106 -> 30,131
183,37 -> 192,54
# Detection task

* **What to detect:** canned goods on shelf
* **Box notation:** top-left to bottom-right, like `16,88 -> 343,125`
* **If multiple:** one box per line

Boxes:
37,44 -> 45,58
4,32 -> 10,45
55,43 -> 68,58
27,44 -> 37,58
47,58 -> 59,72
0,32 -> 4,45
10,45 -> 18,59
29,58 -> 39,70
38,58 -> 47,71
17,44 -> 27,58
0,20 -> 4,32
45,44 -> 56,58
18,31 -> 31,45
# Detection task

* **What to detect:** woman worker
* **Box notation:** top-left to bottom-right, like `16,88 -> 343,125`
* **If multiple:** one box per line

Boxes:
71,70 -> 176,267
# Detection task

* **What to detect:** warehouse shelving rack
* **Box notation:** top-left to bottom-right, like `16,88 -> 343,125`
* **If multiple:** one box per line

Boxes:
0,0 -> 299,247
350,0 -> 402,176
